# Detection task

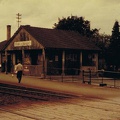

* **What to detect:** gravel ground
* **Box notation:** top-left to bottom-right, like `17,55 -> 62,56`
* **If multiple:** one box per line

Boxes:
0,93 -> 34,106
0,93 -> 120,120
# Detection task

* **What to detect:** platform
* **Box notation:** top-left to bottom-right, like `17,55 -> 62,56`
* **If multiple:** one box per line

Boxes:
0,72 -> 120,98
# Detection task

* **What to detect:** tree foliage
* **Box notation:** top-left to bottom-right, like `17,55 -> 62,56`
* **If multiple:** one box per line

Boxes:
53,15 -> 98,37
107,20 -> 120,70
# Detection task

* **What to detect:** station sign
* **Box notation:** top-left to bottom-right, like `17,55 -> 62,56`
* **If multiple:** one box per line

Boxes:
14,41 -> 32,47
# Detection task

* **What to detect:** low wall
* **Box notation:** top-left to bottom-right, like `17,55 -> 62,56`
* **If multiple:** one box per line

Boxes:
14,65 -> 43,76
23,65 -> 42,76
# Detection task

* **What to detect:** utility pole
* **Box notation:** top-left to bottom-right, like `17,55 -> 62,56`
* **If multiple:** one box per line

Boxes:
16,13 -> 22,28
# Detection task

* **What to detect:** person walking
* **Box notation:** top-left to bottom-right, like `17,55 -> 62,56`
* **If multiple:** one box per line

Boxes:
16,61 -> 23,83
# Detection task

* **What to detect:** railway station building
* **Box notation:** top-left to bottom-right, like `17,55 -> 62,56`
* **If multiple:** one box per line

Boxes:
0,25 -> 100,77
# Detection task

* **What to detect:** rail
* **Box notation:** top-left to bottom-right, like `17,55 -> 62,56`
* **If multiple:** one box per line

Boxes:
0,83 -> 76,101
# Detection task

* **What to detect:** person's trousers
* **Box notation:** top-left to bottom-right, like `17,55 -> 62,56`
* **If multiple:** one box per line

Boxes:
17,71 -> 22,83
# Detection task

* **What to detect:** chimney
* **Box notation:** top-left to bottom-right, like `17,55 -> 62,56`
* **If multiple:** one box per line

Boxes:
7,25 -> 11,40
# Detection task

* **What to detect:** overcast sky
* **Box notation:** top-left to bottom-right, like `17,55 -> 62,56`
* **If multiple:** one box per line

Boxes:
0,0 -> 120,41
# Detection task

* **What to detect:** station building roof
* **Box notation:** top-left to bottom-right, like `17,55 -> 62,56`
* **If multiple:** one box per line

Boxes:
0,25 -> 101,51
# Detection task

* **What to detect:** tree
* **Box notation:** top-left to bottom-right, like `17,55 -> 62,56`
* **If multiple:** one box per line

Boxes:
108,20 -> 120,70
53,15 -> 92,37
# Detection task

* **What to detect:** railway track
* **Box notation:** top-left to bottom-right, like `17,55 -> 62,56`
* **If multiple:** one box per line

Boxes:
0,83 -> 76,101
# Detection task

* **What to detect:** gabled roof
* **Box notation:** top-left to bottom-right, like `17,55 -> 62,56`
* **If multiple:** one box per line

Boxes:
23,25 -> 100,51
0,25 -> 101,51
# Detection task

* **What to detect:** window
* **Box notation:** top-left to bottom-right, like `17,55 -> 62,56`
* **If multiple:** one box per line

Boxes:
30,51 -> 38,65
24,53 -> 31,65
82,52 -> 95,66
66,54 -> 77,62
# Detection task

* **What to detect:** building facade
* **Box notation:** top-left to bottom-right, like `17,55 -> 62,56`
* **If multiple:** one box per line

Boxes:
0,25 -> 100,77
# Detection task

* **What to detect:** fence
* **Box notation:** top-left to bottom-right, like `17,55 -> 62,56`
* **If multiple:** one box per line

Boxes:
46,68 -> 120,88
47,68 -> 81,82
82,70 -> 120,88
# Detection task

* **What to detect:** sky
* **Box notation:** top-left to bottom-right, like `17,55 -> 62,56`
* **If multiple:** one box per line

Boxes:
0,0 -> 120,42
